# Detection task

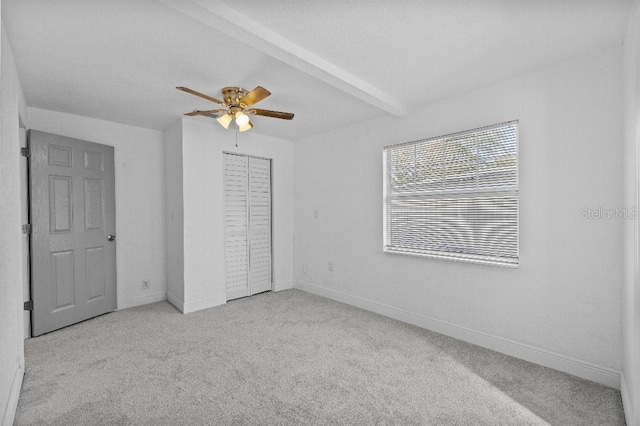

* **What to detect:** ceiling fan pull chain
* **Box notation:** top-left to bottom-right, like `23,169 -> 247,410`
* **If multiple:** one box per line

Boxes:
235,127 -> 238,147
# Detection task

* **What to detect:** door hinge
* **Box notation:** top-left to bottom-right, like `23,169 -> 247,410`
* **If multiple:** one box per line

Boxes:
22,224 -> 32,234
20,147 -> 30,157
24,301 -> 33,311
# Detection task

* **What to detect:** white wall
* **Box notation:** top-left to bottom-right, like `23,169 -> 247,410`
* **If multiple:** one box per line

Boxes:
167,117 -> 294,313
622,0 -> 640,423
0,22 -> 28,426
27,107 -> 167,310
294,46 -> 624,388
164,119 -> 185,308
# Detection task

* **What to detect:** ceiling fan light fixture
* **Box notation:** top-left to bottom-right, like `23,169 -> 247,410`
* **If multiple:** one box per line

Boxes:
235,111 -> 249,126
216,113 -> 232,129
238,121 -> 253,132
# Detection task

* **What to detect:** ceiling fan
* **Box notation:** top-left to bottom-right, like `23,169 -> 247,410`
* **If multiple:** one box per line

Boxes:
177,86 -> 294,132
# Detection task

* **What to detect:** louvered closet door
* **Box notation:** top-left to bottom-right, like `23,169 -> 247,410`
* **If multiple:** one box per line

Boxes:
224,153 -> 272,301
224,154 -> 250,300
248,157 -> 272,295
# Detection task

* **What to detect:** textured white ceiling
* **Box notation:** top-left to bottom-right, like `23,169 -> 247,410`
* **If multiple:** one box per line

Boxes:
1,0 -> 632,141
221,0 -> 631,105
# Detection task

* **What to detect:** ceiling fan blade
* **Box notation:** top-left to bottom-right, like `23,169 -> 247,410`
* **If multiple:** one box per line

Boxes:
248,108 -> 294,120
184,109 -> 227,116
176,87 -> 226,106
239,86 -> 271,107
238,120 -> 253,132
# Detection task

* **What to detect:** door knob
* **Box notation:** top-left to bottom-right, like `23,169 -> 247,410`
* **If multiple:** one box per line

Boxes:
107,235 -> 116,241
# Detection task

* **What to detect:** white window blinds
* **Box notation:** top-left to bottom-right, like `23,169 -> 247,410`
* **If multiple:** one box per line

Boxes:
383,121 -> 519,266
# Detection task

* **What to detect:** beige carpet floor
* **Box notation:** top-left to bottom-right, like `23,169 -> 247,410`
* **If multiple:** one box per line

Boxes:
15,289 -> 625,425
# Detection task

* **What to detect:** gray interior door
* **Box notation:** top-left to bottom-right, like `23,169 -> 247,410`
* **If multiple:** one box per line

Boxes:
30,130 -> 116,336
20,128 -> 31,338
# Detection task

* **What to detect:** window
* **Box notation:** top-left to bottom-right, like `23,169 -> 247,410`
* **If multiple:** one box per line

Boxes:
383,121 -> 519,267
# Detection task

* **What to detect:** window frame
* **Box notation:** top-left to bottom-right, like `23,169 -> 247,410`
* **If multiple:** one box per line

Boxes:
383,121 -> 519,268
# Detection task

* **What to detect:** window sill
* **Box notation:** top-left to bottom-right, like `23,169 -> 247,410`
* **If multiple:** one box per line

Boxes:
383,247 -> 519,268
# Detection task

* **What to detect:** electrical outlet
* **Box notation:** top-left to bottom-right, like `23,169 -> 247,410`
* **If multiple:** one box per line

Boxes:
142,279 -> 150,290
328,261 -> 334,272
314,209 -> 318,219
302,264 -> 308,274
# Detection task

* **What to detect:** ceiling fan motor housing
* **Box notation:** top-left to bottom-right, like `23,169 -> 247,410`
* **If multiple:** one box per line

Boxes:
221,87 -> 249,107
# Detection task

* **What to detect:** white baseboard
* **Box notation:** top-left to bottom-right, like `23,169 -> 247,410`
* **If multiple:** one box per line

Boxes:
621,373 -> 636,426
167,291 -> 185,313
167,291 -> 226,314
295,281 -> 621,389
273,281 -> 294,292
118,292 -> 166,310
183,294 -> 226,314
2,364 -> 24,426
